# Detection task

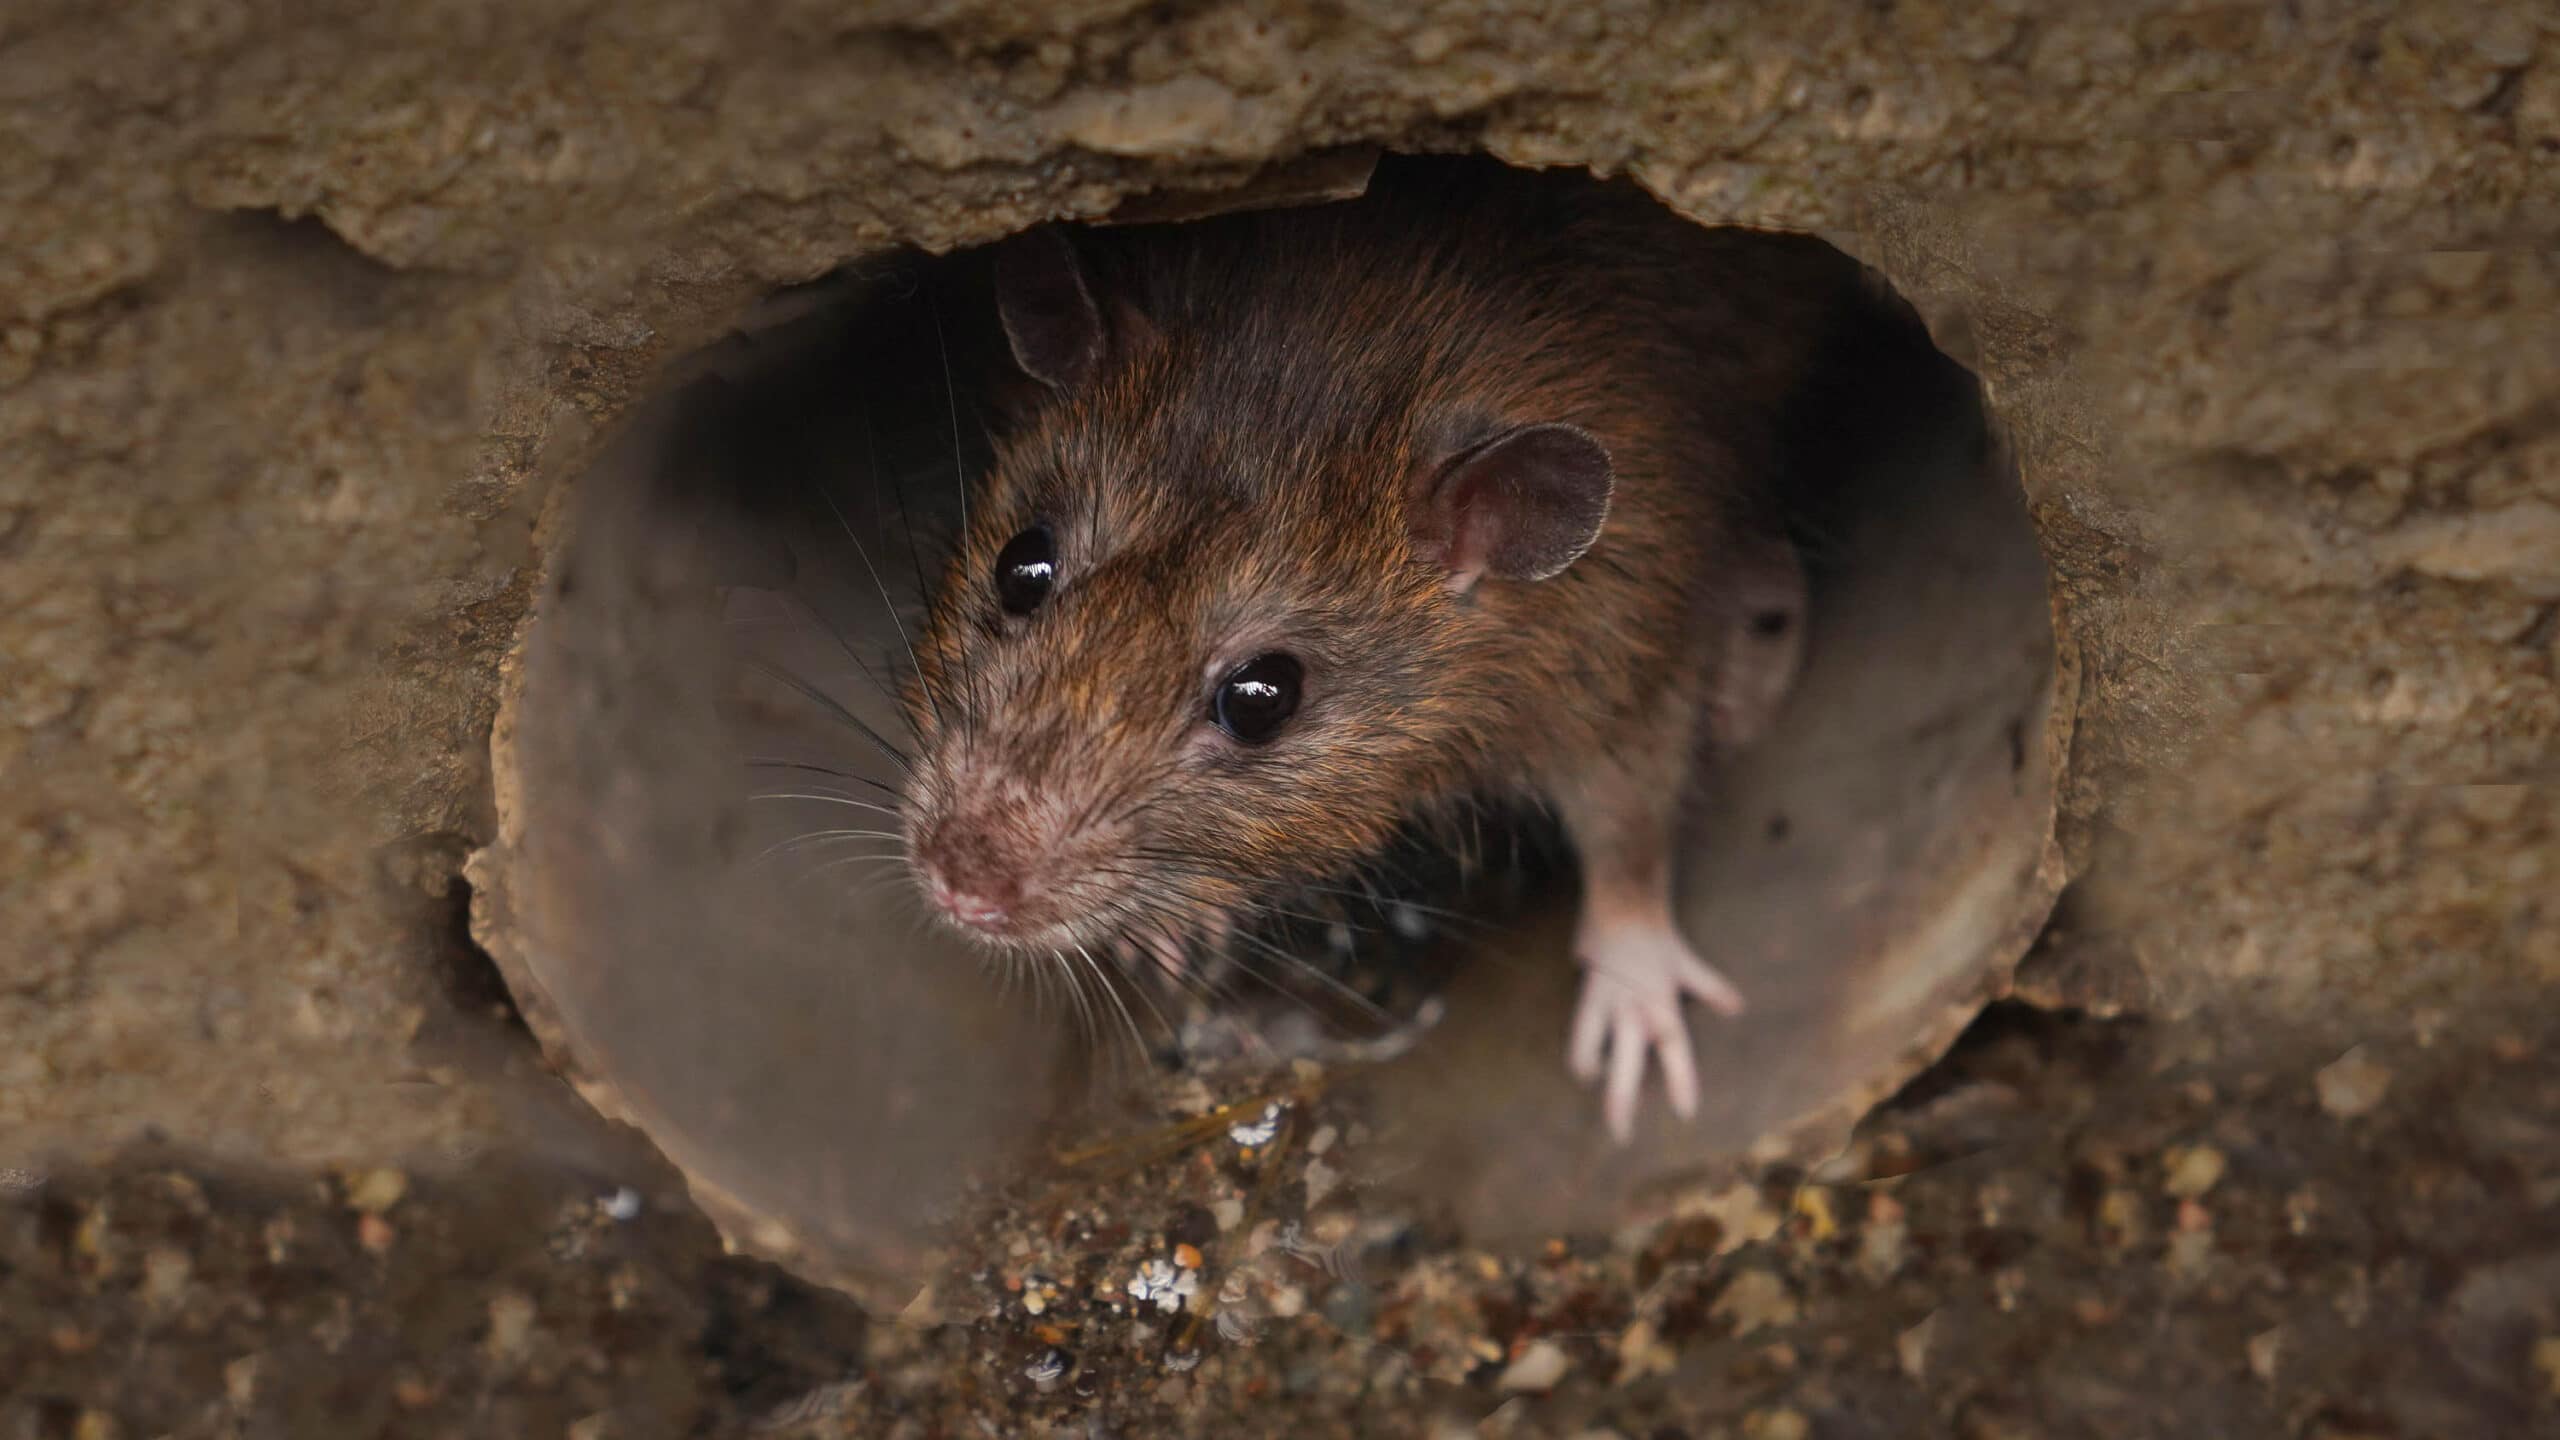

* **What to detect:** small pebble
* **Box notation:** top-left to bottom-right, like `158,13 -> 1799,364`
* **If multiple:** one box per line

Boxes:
2316,1047 -> 2393,1118
1025,1347 -> 1071,1387
1129,1258 -> 1198,1313
2248,1327 -> 2284,1383
2533,1335 -> 2560,1398
73,1207 -> 113,1267
1211,1197 -> 1245,1232
2162,1144 -> 2227,1199
161,1172 -> 209,1215
602,1186 -> 643,1222
1744,1408 -> 1810,1440
342,1168 -> 408,1214
1792,1187 -> 1839,1241
1711,1269 -> 1799,1336
1859,1192 -> 1910,1282
1614,1318 -> 1674,1384
1302,1156 -> 1343,1209
1498,1339 -> 1570,1392
2166,1200 -> 2215,1278
142,1247 -> 192,1308
1896,1312 -> 1936,1378
486,1292 -> 537,1360
224,1355 -> 260,1409
1229,1102 -> 1285,1148
356,1214 -> 396,1254
2095,1189 -> 2145,1250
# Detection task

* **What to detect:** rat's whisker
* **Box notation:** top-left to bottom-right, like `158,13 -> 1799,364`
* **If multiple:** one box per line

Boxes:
926,288 -> 967,542
742,757 -> 901,795
758,831 -> 903,869
1082,938 -> 1178,1047
1097,887 -> 1354,1032
748,791 -> 905,819
859,403 -> 938,630
1224,923 -> 1395,1027
1069,941 -> 1151,1071
813,482 -> 937,735
742,656 -> 913,771
790,590 -> 922,741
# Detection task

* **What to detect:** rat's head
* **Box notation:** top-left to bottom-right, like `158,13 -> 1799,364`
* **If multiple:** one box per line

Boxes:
900,224 -> 1615,957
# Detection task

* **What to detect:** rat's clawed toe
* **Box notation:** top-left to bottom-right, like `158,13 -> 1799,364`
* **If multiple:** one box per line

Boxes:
1569,922 -> 1747,1143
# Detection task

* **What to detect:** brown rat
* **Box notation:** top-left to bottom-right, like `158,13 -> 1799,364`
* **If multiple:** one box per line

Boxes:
899,154 -> 1860,1140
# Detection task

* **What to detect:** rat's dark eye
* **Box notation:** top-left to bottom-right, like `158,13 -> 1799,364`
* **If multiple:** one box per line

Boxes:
994,526 -> 1056,616
1212,653 -> 1303,744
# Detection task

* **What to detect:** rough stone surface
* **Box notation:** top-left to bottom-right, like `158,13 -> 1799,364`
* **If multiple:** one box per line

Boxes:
4,0 -> 2555,1432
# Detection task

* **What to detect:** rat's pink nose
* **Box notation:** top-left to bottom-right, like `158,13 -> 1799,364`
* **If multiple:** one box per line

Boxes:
919,845 -> 1030,933
931,875 -> 1014,929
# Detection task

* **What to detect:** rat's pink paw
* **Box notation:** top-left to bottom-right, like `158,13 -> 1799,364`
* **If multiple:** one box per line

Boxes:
1567,924 -> 1746,1143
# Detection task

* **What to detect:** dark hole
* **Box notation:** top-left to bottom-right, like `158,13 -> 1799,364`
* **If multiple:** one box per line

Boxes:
2512,602 -> 2557,652
2476,67 -> 2525,118
1751,609 -> 1791,637
1870,999 -> 2144,1119
32,1397 -> 81,1440
1766,813 -> 1791,842
699,1266 -> 869,1407
381,838 -> 530,1051
432,873 -> 524,1032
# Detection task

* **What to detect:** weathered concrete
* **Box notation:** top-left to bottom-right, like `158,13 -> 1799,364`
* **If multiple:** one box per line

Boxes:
3,0 -> 2553,1430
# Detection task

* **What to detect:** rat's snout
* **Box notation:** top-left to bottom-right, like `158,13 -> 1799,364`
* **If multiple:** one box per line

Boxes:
914,827 -> 1037,933
907,769 -> 1111,944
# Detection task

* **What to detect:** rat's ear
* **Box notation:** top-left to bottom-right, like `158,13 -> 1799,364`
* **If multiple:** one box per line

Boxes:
993,227 -> 1106,394
1411,423 -> 1615,593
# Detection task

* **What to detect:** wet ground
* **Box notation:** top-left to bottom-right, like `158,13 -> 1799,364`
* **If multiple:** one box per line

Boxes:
10,957 -> 2558,1440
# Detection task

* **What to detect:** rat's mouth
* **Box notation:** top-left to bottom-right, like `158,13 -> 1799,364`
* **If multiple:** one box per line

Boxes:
908,841 -> 1227,973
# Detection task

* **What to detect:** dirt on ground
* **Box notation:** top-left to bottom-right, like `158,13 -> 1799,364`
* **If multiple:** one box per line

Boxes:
10,975 -> 2558,1437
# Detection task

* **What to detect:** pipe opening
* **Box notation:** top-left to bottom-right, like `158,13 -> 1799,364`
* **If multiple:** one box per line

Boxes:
478,151 -> 2066,1296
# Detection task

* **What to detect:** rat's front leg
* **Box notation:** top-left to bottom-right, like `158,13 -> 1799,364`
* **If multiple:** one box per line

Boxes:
1557,762 -> 1746,1143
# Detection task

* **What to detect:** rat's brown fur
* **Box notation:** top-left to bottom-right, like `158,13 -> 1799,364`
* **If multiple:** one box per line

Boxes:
902,153 -> 1868,962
